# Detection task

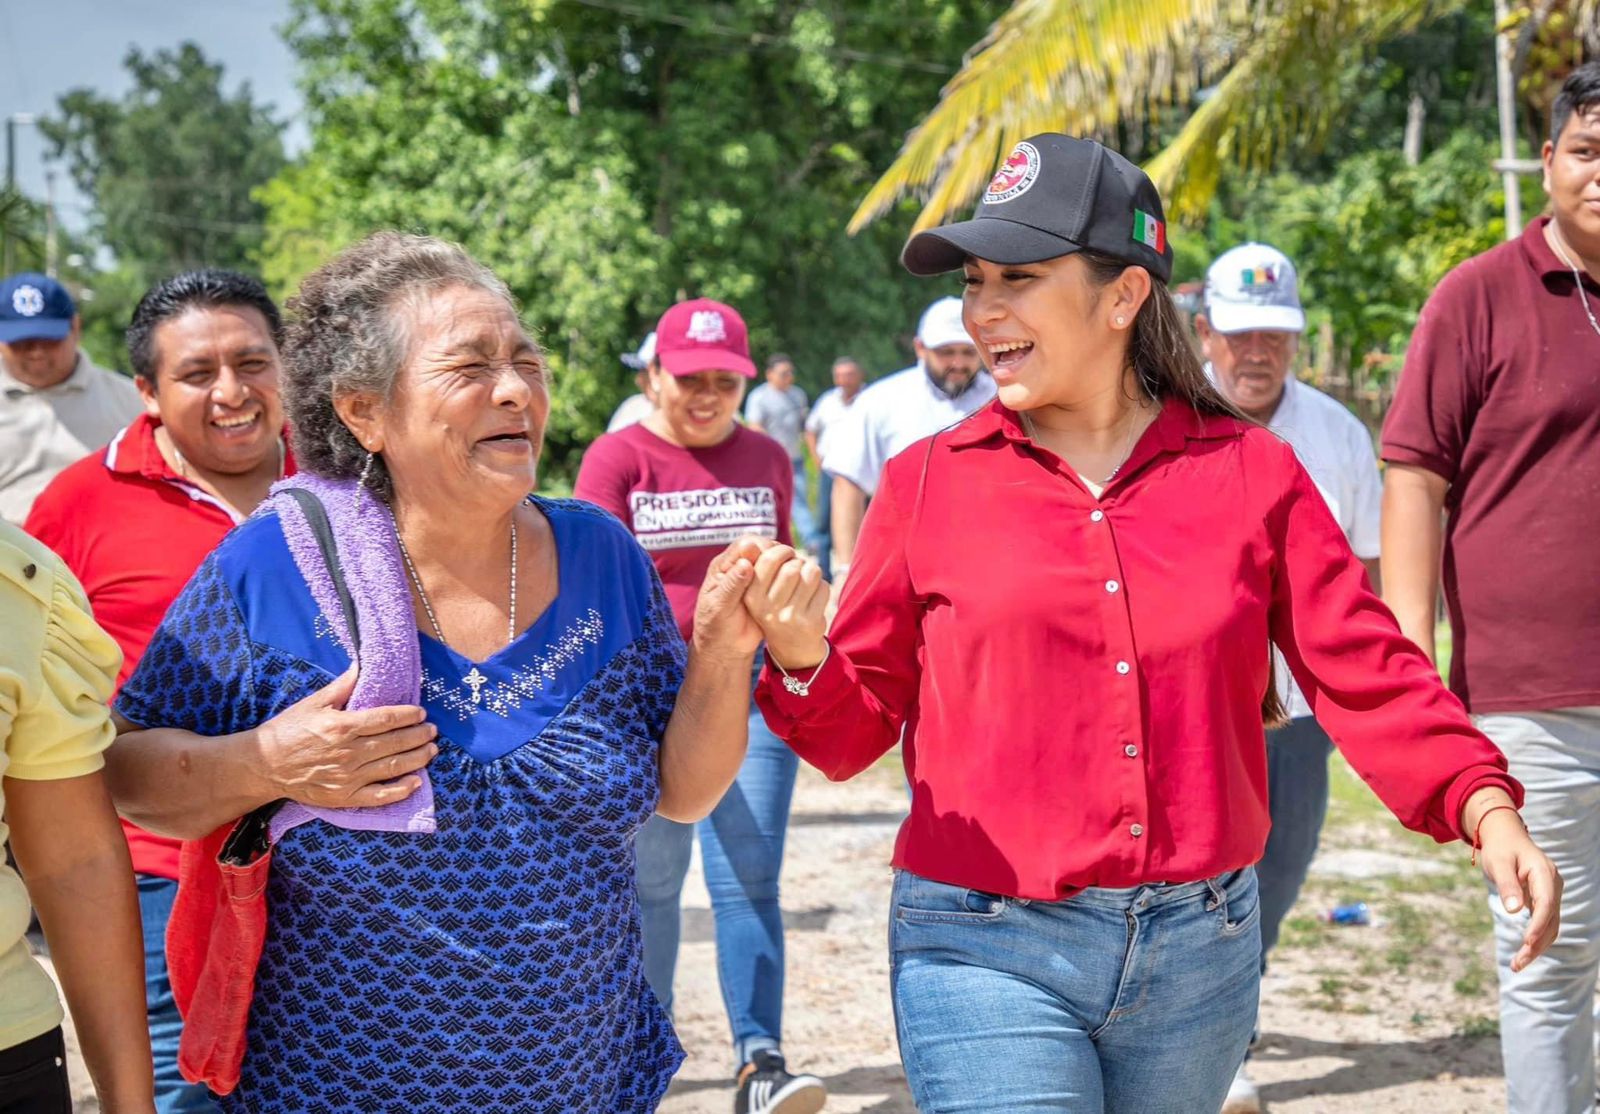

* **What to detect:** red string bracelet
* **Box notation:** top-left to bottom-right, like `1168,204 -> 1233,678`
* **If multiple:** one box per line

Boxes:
1471,803 -> 1523,867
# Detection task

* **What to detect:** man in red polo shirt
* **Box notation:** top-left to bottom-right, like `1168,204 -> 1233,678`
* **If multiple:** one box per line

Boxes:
26,270 -> 290,1113
1383,64 -> 1600,1114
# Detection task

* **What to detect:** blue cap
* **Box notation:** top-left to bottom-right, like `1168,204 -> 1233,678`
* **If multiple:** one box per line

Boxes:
0,273 -> 77,343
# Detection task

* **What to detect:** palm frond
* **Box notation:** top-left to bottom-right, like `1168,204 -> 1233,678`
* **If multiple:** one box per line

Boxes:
853,0 -> 1465,235
848,0 -> 1237,235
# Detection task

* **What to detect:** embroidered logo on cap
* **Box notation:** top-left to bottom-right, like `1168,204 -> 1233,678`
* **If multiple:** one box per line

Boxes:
983,142 -> 1041,205
11,285 -> 45,317
1240,265 -> 1279,287
1132,210 -> 1166,253
686,310 -> 728,344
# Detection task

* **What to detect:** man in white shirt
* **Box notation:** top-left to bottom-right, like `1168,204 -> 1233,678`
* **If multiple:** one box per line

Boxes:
822,297 -> 994,578
803,356 -> 864,577
606,332 -> 657,433
0,273 -> 142,523
1196,244 -> 1383,1114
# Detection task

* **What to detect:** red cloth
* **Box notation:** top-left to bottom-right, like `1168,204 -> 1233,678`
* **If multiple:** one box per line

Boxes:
756,399 -> 1519,901
166,822 -> 271,1096
574,421 -> 792,640
24,414 -> 294,879
1381,216 -> 1600,714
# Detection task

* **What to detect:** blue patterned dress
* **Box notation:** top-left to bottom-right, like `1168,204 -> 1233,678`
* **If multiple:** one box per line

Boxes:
117,498 -> 687,1113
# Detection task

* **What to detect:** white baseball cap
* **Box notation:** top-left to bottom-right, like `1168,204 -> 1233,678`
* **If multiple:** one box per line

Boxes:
621,331 -> 657,369
916,296 -> 974,350
1203,243 -> 1305,334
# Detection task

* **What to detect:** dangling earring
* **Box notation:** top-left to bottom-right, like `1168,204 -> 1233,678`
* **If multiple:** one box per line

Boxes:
358,451 -> 376,490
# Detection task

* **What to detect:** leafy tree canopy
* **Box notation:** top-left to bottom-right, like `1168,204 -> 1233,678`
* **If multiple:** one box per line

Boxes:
260,0 -> 995,482
42,43 -> 287,283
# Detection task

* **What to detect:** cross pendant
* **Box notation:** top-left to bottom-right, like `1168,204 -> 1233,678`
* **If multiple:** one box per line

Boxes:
463,667 -> 488,705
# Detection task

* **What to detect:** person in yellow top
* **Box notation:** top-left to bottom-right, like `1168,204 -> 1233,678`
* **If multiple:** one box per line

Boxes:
1,520 -> 153,1113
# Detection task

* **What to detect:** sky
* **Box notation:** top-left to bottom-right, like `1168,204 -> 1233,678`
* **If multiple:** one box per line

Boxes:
0,0 -> 305,230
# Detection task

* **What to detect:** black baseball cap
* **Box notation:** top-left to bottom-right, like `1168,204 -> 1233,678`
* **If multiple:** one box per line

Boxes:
902,133 -> 1174,284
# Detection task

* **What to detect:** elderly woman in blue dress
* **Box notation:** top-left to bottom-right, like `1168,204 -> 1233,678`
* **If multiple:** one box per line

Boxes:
103,232 -> 770,1111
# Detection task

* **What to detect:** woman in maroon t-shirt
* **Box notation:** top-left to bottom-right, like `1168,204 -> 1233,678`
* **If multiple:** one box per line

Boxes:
574,299 -> 826,1113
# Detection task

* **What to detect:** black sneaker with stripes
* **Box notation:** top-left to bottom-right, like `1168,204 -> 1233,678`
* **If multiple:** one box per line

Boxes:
733,1050 -> 827,1114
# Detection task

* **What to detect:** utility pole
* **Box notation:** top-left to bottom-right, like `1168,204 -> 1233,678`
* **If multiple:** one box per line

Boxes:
44,169 -> 58,278
4,113 -> 38,275
1492,0 -> 1542,240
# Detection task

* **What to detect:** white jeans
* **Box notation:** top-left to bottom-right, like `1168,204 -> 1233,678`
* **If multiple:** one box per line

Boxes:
1479,707 -> 1600,1114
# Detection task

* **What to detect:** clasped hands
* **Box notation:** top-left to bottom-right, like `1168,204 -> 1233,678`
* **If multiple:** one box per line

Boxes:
691,536 -> 830,670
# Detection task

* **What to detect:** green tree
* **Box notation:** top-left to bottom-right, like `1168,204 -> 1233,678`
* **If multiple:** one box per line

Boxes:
850,0 -> 1589,231
41,43 -> 287,283
262,0 -> 995,482
1175,129 -> 1507,373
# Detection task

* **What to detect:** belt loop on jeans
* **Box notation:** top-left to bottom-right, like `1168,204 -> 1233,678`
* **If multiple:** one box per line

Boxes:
1203,876 -> 1225,912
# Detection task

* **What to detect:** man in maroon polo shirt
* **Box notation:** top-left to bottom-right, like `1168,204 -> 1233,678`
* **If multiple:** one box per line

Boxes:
1382,64 -> 1600,1114
26,270 -> 289,1113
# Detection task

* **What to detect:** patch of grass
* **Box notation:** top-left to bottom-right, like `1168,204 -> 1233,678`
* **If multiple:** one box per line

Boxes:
1453,967 -> 1489,997
1385,902 -> 1434,975
1457,1014 -> 1499,1039
1277,913 -> 1331,950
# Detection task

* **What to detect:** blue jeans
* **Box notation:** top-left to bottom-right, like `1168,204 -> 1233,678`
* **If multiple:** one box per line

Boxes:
1257,715 -> 1334,960
890,868 -> 1261,1113
812,468 -> 833,579
635,691 -> 800,1069
789,458 -> 815,555
137,874 -> 219,1113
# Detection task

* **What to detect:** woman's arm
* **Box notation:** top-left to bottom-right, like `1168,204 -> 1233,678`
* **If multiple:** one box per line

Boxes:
750,463 -> 922,780
655,539 -> 775,821
106,668 -> 437,840
1265,444 -> 1559,966
7,770 -> 155,1114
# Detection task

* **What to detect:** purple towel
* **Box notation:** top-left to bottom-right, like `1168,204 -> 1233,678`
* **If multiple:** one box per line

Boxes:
262,474 -> 436,842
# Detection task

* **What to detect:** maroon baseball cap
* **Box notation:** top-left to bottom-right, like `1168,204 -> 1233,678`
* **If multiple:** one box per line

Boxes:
651,298 -> 757,378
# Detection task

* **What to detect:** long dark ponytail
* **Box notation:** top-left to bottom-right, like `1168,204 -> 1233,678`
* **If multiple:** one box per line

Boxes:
1078,249 -> 1289,729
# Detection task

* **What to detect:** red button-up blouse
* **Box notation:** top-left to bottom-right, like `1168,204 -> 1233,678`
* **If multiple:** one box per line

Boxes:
755,399 -> 1519,901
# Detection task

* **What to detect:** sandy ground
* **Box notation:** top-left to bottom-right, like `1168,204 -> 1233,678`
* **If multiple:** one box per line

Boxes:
46,755 -> 1515,1113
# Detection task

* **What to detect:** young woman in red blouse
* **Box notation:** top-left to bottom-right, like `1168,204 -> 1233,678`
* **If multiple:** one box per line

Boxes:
740,134 -> 1561,1112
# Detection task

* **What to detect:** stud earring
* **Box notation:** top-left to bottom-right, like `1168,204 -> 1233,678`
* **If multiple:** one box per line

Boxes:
1115,316 -> 1127,327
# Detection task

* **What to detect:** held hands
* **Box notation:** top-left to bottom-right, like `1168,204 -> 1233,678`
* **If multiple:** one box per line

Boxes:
688,537 -> 831,669
253,667 -> 438,809
691,536 -> 778,661
741,543 -> 829,670
1473,802 -> 1563,973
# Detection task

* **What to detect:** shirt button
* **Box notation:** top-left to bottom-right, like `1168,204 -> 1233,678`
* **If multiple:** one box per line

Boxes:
1124,744 -> 1138,757
1130,823 -> 1145,837
1105,579 -> 1119,593
1115,661 -> 1131,675
1090,510 -> 1105,523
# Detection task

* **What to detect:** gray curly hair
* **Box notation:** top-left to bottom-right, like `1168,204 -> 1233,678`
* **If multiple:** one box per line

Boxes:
282,231 -> 521,501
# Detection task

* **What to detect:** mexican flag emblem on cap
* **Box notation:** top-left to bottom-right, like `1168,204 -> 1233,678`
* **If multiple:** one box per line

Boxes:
1133,210 -> 1166,252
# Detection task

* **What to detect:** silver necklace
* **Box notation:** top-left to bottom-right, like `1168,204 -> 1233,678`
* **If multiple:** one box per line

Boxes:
395,516 -> 518,705
1020,408 -> 1142,485
1548,231 -> 1600,338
